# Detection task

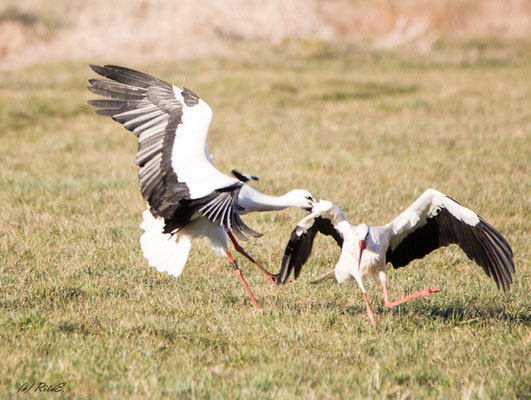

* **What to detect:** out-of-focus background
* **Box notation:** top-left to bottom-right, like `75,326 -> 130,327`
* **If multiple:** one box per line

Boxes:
1,0 -> 530,68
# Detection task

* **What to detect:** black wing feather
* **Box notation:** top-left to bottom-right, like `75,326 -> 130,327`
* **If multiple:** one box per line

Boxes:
279,217 -> 343,283
88,65 -> 195,228
88,65 -> 262,241
166,183 -> 262,240
231,169 -> 259,182
386,208 -> 515,291
89,64 -> 163,88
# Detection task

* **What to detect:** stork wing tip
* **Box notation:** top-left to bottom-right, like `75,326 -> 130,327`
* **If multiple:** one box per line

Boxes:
231,169 -> 259,183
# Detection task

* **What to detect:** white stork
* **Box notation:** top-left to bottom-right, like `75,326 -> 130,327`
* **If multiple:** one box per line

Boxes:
87,65 -> 315,310
278,189 -> 515,327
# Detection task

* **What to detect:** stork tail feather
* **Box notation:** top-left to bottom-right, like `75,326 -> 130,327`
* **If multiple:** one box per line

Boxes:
140,209 -> 191,277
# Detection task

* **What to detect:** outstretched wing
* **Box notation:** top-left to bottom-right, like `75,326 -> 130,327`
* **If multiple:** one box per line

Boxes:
386,189 -> 515,291
88,65 -> 249,235
88,65 -> 218,216
279,201 -> 345,283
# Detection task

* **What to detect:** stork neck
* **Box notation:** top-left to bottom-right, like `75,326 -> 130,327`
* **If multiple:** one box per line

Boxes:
237,186 -> 300,213
250,192 -> 294,212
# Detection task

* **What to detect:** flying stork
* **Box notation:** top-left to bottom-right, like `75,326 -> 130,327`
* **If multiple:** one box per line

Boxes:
87,65 -> 316,310
278,189 -> 515,327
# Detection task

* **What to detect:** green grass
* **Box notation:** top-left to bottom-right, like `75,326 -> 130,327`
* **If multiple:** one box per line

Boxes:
0,39 -> 529,399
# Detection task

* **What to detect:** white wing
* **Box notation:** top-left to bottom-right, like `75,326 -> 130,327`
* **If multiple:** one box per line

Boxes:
88,65 -> 237,215
386,189 -> 514,291
389,189 -> 479,244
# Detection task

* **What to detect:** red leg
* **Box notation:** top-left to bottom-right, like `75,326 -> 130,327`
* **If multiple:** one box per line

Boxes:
226,250 -> 262,310
381,280 -> 440,308
363,292 -> 376,329
227,231 -> 279,286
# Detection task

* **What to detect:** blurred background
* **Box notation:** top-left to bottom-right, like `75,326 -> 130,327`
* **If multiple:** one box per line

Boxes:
1,0 -> 530,69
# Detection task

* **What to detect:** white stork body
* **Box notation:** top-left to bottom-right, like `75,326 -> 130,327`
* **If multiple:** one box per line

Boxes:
279,190 -> 515,327
88,65 -> 315,309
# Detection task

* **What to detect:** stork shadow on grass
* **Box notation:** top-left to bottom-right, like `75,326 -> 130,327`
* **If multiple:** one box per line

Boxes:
281,283 -> 527,327
424,303 -> 529,325
336,300 -> 529,326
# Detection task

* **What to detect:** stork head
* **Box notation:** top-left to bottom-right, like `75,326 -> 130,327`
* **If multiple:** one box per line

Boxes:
355,223 -> 370,271
284,189 -> 316,212
310,200 -> 335,215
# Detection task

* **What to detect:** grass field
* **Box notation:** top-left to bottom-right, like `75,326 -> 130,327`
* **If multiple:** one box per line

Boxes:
0,39 -> 529,399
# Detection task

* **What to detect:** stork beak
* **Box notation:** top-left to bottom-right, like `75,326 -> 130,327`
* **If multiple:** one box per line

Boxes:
303,197 -> 316,212
358,240 -> 366,272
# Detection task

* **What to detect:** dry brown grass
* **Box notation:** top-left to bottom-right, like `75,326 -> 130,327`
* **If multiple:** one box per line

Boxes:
0,0 -> 331,68
1,0 -> 530,68
322,0 -> 531,38
322,0 -> 531,52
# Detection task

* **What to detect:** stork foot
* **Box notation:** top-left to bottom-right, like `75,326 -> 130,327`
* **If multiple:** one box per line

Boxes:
420,287 -> 441,299
382,279 -> 441,309
265,273 -> 280,287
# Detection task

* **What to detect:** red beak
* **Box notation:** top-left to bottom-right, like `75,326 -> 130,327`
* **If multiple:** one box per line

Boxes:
358,240 -> 366,272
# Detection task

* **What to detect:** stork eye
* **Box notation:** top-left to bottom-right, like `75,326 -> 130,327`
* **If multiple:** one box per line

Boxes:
305,195 -> 313,200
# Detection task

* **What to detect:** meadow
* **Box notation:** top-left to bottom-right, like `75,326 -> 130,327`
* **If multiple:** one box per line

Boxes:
0,39 -> 529,398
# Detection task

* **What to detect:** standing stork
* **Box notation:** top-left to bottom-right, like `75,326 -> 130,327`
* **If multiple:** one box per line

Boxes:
87,65 -> 315,310
278,189 -> 515,327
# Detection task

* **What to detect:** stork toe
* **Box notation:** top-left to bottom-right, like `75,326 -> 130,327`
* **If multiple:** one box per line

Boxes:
421,287 -> 441,299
